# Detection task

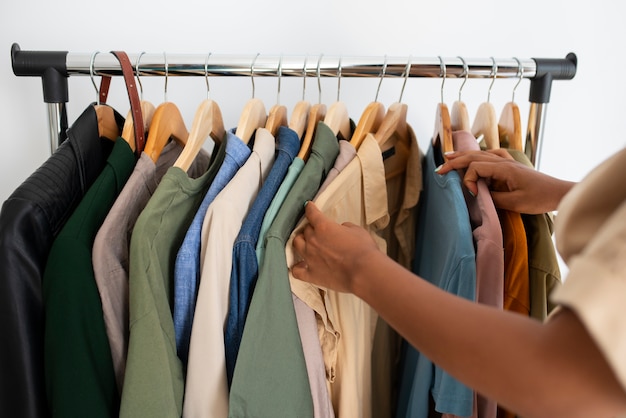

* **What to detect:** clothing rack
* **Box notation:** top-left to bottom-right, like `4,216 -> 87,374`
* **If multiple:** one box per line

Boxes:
10,43 -> 577,168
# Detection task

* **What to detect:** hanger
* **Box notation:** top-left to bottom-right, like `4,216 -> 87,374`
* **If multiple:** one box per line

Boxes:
90,51 -> 120,141
174,53 -> 225,172
121,52 -> 155,153
144,52 -> 189,163
451,56 -> 471,131
289,58 -> 310,139
432,56 -> 454,157
321,55 -> 352,140
375,57 -> 412,180
265,55 -> 288,137
297,55 -> 326,161
350,56 -> 386,150
498,57 -> 524,151
471,57 -> 500,150
235,53 -> 267,143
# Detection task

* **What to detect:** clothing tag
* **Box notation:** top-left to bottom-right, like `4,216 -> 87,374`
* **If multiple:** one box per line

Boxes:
382,146 -> 396,161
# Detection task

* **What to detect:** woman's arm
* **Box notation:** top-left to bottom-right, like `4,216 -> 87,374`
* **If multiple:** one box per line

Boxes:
291,202 -> 626,418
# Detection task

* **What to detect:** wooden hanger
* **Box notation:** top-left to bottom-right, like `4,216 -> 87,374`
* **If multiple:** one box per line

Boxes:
323,101 -> 351,140
289,100 -> 310,139
498,58 -> 524,151
375,102 -> 411,181
297,103 -> 326,161
235,54 -> 267,143
350,60 -> 389,149
235,98 -> 267,143
265,104 -> 288,137
498,102 -> 523,151
451,57 -> 471,131
264,56 -> 289,137
433,102 -> 454,157
472,102 -> 499,149
432,57 -> 453,157
121,101 -> 155,153
174,99 -> 225,172
451,101 -> 470,131
143,102 -> 189,163
471,58 -> 500,150
350,102 -> 385,149
94,105 -> 121,140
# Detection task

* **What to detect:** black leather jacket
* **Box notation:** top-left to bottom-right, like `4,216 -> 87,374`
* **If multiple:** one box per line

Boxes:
0,105 -> 118,417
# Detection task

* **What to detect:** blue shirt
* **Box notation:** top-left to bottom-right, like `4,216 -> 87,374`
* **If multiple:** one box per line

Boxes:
396,143 -> 476,418
225,126 -> 300,385
173,130 -> 250,368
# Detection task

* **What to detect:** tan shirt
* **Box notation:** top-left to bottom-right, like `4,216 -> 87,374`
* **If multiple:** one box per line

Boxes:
288,134 -> 389,418
551,146 -> 626,400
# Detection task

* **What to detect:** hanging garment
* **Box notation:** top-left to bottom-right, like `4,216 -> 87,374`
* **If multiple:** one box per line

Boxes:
507,150 -> 561,320
229,121 -> 339,418
289,138 -> 356,418
288,133 -> 390,418
183,128 -> 275,418
498,208 -> 530,316
43,137 -> 136,417
373,124 -> 422,418
255,156 -> 305,267
0,104 -> 116,418
445,130 -> 504,418
92,141 -> 209,392
396,142 -> 476,418
173,130 -> 250,369
120,144 -> 223,418
225,126 -> 300,383
550,146 -> 626,412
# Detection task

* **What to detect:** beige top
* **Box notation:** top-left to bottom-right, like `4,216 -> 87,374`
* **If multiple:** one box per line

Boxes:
551,147 -> 626,397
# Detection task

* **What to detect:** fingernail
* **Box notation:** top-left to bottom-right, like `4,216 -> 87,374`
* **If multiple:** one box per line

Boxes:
468,189 -> 476,197
304,200 -> 309,208
434,164 -> 443,173
444,151 -> 455,156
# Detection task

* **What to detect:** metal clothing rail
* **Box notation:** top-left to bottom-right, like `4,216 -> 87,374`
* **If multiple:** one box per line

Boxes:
10,43 -> 577,167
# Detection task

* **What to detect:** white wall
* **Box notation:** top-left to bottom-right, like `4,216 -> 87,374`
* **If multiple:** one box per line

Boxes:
1,0 -> 625,207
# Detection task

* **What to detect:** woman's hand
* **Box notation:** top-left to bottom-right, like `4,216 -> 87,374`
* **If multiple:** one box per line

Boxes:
436,149 -> 576,214
291,201 -> 382,293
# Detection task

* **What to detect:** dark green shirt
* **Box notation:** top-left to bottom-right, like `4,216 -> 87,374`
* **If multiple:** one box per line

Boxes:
120,140 -> 225,418
43,138 -> 136,417
229,122 -> 339,418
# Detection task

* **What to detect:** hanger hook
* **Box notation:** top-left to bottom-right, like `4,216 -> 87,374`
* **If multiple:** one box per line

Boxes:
487,56 -> 497,102
250,53 -> 259,98
438,56 -> 446,104
512,57 -> 523,102
163,52 -> 169,102
90,51 -> 100,104
316,53 -> 323,104
375,55 -> 388,102
135,51 -> 146,101
205,53 -> 212,100
399,55 -> 411,103
337,55 -> 342,102
457,56 -> 468,101
302,54 -> 308,101
277,54 -> 283,105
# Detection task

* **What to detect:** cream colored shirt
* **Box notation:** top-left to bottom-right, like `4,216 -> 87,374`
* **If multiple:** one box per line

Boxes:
183,128 -> 275,418
288,134 -> 389,418
551,146 -> 626,408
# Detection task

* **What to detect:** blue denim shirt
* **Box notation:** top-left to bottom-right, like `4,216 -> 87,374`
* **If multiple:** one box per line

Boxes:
173,130 -> 250,368
224,126 -> 300,385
